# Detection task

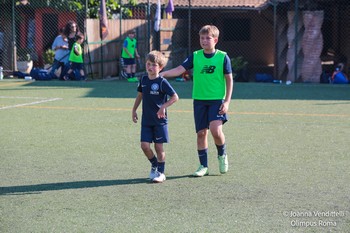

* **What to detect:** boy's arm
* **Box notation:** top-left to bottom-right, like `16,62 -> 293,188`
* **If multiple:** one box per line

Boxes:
132,93 -> 142,123
135,48 -> 140,58
157,93 -> 179,119
74,45 -> 81,56
160,66 -> 186,78
219,73 -> 234,115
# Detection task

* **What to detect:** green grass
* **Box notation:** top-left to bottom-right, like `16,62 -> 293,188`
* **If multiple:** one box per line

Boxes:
1,80 -> 350,232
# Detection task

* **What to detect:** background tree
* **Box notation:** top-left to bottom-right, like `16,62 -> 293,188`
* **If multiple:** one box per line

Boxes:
9,0 -> 137,18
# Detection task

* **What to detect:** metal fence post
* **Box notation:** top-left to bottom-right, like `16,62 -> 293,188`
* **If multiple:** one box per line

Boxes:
12,0 -> 17,72
294,0 -> 299,82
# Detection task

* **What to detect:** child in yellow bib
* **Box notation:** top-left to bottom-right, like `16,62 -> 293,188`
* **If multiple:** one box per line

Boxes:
160,25 -> 234,177
63,32 -> 85,81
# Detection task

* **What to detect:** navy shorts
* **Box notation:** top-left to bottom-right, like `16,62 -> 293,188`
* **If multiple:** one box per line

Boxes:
71,62 -> 84,70
193,99 -> 228,133
122,58 -> 136,65
141,124 -> 169,143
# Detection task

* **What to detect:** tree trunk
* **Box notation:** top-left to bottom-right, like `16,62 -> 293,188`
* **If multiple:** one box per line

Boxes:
301,11 -> 324,83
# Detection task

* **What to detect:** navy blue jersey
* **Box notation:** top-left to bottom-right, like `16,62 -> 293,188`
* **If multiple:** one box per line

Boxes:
137,75 -> 177,126
181,50 -> 232,74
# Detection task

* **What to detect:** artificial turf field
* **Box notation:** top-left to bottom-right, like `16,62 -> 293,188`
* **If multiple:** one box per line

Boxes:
0,79 -> 349,232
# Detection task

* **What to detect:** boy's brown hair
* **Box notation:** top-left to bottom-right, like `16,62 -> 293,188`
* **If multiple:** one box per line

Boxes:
199,25 -> 220,38
76,32 -> 84,40
128,29 -> 136,35
146,50 -> 167,68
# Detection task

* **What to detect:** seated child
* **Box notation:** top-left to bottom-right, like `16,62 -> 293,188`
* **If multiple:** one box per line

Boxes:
331,63 -> 349,84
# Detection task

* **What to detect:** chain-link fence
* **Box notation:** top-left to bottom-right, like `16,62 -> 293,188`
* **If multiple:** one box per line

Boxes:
0,0 -> 148,79
1,0 -> 349,82
0,0 -> 87,77
161,0 -> 350,83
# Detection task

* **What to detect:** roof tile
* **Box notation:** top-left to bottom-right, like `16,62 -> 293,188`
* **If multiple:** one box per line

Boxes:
138,0 -> 273,9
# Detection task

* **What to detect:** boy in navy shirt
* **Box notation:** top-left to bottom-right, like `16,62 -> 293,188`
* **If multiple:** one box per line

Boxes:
132,50 -> 179,183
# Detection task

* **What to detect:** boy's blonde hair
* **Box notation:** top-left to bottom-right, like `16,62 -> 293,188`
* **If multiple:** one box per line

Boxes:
199,25 -> 220,38
146,50 -> 167,68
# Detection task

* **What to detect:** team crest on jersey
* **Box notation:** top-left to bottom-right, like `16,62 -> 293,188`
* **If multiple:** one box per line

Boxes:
150,83 -> 159,95
200,65 -> 216,74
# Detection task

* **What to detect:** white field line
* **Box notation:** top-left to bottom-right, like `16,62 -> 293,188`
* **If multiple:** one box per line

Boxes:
0,96 -> 62,110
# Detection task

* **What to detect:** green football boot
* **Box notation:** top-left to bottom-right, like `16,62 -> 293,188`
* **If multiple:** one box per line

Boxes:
192,165 -> 209,177
218,154 -> 228,174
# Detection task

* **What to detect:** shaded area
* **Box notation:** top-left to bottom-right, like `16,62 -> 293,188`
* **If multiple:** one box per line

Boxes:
3,80 -> 350,100
26,80 -> 350,100
0,175 -> 190,195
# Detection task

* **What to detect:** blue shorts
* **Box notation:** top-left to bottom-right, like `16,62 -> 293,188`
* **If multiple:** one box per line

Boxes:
193,99 -> 228,133
71,62 -> 84,70
122,58 -> 136,65
141,125 -> 169,143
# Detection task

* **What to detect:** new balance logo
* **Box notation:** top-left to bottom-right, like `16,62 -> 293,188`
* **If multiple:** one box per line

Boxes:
200,65 -> 216,74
